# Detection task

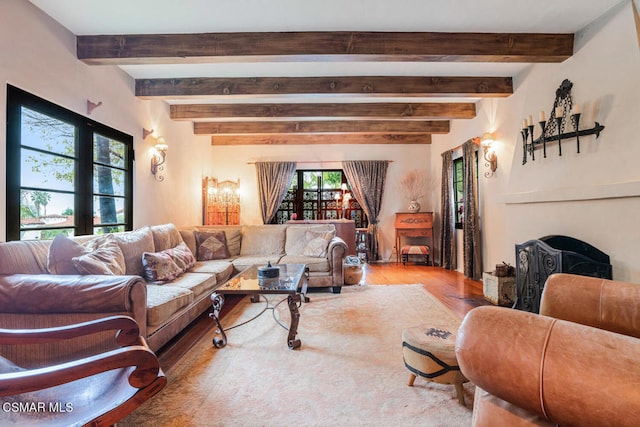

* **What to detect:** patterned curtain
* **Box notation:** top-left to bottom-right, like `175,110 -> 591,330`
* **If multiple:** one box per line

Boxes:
255,162 -> 297,224
462,140 -> 483,280
439,151 -> 456,270
342,160 -> 389,261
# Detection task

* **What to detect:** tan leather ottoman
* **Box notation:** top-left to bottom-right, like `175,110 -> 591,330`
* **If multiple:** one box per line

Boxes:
402,323 -> 467,405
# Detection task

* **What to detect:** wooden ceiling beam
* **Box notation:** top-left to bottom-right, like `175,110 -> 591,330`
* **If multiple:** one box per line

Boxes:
77,31 -> 574,65
171,102 -> 475,120
194,120 -> 450,135
136,76 -> 512,98
211,134 -> 432,145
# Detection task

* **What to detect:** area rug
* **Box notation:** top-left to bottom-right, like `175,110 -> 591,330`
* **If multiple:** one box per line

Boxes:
119,284 -> 474,426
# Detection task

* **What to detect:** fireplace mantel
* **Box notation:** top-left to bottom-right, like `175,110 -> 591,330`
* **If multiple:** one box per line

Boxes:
498,180 -> 640,205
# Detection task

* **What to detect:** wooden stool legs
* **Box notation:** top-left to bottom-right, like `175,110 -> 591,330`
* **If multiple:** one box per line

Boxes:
454,379 -> 466,405
408,373 -> 416,386
407,373 -> 466,405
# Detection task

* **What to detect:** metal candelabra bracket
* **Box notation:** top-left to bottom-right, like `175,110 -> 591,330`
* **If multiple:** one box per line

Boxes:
521,79 -> 605,165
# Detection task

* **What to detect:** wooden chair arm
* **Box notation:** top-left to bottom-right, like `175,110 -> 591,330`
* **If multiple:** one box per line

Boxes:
0,315 -> 140,347
0,343 -> 161,396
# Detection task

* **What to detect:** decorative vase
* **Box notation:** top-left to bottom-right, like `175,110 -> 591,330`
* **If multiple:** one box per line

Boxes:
408,200 -> 421,213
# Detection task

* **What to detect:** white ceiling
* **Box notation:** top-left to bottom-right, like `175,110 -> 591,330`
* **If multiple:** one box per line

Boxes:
29,0 -> 622,34
27,0 -> 625,107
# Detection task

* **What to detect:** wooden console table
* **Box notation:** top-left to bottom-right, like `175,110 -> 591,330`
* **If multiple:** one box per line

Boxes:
394,212 -> 434,263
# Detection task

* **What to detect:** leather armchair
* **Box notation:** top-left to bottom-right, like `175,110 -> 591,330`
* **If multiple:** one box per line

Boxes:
455,273 -> 640,426
0,315 -> 166,426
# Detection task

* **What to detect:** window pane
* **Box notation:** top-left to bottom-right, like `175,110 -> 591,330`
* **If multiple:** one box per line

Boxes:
93,195 -> 124,225
322,171 -> 342,189
20,107 -> 76,156
302,171 -> 320,189
94,165 -> 125,196
21,148 -> 74,191
94,225 -> 125,235
94,134 -> 125,168
21,228 -> 75,241
20,190 -> 74,222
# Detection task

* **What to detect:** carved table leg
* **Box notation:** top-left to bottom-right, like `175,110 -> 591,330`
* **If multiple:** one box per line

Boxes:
287,293 -> 302,349
209,292 -> 227,348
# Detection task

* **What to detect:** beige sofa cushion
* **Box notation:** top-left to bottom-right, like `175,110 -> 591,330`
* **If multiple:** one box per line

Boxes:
150,223 -> 183,252
167,272 -> 218,299
240,225 -> 286,256
232,255 -> 283,271
113,226 -> 155,277
178,227 -> 198,256
190,261 -> 235,284
146,284 -> 193,327
285,224 -> 335,256
0,240 -> 51,275
278,255 -> 330,272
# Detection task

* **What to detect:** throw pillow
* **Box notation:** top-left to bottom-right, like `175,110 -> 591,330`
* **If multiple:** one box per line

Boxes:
111,226 -> 154,277
48,234 -> 126,275
195,231 -> 229,261
224,229 -> 242,256
302,231 -> 334,257
141,251 -> 183,284
72,235 -> 126,275
164,241 -> 196,272
48,234 -> 86,274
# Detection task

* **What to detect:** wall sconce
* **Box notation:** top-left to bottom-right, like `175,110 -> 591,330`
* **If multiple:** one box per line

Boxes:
520,79 -> 605,165
86,100 -> 102,115
151,137 -> 168,181
142,128 -> 154,139
481,132 -> 498,178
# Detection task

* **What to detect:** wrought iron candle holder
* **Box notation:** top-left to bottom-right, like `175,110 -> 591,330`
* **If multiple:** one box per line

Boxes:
521,79 -> 605,164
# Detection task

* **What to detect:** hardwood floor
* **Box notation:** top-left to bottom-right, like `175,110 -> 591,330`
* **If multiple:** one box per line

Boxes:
156,262 -> 490,371
362,262 -> 490,318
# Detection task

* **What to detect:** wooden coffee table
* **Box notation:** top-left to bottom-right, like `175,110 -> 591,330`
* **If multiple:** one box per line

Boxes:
210,264 -> 308,350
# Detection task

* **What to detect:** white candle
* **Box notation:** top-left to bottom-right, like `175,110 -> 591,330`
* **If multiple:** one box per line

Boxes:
528,115 -> 534,127
523,119 -> 528,129
539,111 -> 545,122
572,104 -> 581,115
555,106 -> 563,117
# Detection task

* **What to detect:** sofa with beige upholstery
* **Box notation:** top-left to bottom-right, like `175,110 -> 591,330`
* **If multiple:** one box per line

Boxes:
0,222 -> 346,366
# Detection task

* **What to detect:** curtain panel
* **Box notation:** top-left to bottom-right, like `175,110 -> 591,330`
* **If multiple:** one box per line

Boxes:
462,140 -> 483,280
439,150 -> 456,270
342,160 -> 389,261
255,161 -> 297,224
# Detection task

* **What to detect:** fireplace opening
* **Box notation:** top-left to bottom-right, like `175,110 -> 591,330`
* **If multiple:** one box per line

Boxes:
513,235 -> 613,313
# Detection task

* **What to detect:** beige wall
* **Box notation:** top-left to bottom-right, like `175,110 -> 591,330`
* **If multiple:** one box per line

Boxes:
207,143 -> 432,261
431,1 -> 640,282
0,0 -> 208,237
2,0 -> 639,281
